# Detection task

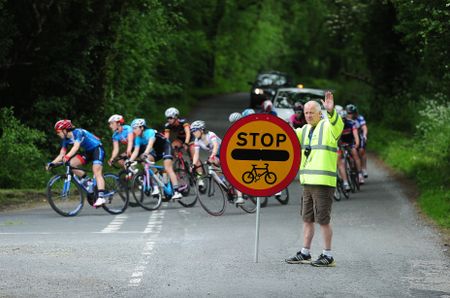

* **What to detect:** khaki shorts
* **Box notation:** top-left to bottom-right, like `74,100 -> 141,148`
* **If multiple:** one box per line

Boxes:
301,185 -> 334,225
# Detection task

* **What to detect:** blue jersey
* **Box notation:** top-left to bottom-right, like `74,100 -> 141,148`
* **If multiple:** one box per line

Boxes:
340,118 -> 357,145
112,125 -> 133,145
61,128 -> 102,152
134,129 -> 166,148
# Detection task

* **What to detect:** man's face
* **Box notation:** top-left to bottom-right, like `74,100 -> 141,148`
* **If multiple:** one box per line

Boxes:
304,103 -> 321,126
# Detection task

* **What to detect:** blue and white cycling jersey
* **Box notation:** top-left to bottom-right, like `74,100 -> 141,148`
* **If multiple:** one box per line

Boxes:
354,115 -> 366,131
61,128 -> 102,152
112,125 -> 133,145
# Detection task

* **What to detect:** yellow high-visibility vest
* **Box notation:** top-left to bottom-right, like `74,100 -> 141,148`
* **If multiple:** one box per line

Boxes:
295,110 -> 343,187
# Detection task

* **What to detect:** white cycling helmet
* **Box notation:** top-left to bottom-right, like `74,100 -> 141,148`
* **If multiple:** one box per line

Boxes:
165,107 -> 179,118
130,118 -> 147,128
108,114 -> 124,124
190,120 -> 205,132
229,112 -> 242,123
242,108 -> 255,117
335,105 -> 346,118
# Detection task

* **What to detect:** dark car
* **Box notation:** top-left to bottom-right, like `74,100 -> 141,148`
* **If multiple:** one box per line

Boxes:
248,71 -> 293,108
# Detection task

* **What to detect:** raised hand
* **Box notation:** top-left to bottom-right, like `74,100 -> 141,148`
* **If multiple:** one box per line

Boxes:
321,91 -> 334,113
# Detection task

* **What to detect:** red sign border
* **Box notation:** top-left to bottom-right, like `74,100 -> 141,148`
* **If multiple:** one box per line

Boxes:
220,113 -> 301,197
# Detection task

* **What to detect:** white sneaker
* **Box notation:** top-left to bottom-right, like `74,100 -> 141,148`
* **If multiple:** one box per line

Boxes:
358,174 -> 365,184
235,197 -> 245,204
363,170 -> 368,178
151,187 -> 160,196
343,182 -> 351,191
172,191 -> 182,200
93,197 -> 107,207
198,179 -> 205,188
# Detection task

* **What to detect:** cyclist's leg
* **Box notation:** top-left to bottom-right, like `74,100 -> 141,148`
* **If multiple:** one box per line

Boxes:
91,147 -> 107,206
337,151 -> 348,183
70,154 -> 87,177
161,141 -> 183,197
351,147 -> 362,172
359,145 -> 368,177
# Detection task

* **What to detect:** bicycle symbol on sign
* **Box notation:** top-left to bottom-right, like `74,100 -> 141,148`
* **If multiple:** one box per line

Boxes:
242,163 -> 277,185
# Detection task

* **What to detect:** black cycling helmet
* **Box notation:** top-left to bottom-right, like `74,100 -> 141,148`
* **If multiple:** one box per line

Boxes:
293,102 -> 304,112
345,104 -> 357,114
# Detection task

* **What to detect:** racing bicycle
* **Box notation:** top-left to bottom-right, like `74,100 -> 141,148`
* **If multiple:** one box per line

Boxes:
195,161 -> 259,216
46,163 -> 129,216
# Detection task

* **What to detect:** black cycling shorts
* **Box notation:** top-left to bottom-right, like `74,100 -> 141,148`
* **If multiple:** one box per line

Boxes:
80,146 -> 105,165
139,139 -> 173,161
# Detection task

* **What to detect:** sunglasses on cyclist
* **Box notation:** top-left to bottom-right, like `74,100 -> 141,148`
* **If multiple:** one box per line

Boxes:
167,117 -> 174,120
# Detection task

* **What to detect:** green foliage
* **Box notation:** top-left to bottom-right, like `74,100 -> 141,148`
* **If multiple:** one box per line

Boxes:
0,107 -> 48,188
370,124 -> 450,228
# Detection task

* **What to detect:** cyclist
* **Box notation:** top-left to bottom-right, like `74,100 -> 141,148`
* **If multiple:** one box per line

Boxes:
262,100 -> 277,116
229,112 -> 242,123
129,118 -> 183,199
164,107 -> 191,149
164,107 -> 204,186
337,107 -> 364,188
46,119 -> 108,207
289,102 -> 306,129
191,120 -> 244,205
107,114 -> 134,167
346,104 -> 368,178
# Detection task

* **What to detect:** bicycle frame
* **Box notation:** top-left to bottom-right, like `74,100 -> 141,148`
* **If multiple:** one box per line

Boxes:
61,164 -> 94,195
143,160 -> 174,197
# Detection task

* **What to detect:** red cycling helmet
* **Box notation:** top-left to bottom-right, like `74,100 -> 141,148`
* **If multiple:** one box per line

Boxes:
54,119 -> 73,131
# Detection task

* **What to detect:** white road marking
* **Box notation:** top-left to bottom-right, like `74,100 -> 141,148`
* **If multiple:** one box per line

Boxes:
100,214 -> 128,233
128,210 -> 165,287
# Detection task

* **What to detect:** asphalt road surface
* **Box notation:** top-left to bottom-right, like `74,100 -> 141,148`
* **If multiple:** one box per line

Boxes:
1,93 -> 449,298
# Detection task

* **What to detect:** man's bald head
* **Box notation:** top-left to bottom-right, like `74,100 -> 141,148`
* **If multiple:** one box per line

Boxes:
304,101 -> 322,127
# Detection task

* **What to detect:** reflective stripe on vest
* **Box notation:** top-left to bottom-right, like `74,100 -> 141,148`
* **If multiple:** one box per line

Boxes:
299,169 -> 337,177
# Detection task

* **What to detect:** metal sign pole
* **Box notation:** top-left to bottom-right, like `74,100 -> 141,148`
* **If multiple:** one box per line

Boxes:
254,196 -> 261,263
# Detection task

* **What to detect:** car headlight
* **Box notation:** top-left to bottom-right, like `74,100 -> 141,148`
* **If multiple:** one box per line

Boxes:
254,88 -> 264,95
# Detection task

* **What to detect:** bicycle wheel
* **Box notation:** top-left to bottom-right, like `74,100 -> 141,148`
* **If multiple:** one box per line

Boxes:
176,168 -> 197,207
46,174 -> 84,217
102,173 -> 130,214
274,187 -> 289,205
242,171 -> 254,184
131,172 -> 162,211
334,184 -> 342,201
350,170 -> 359,193
197,176 -> 226,216
265,172 -> 277,184
118,170 -> 139,207
259,196 -> 268,207
239,195 -> 258,213
345,159 -> 356,193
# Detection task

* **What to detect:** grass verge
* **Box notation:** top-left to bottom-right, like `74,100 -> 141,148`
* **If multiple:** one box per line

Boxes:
370,125 -> 450,228
0,189 -> 47,211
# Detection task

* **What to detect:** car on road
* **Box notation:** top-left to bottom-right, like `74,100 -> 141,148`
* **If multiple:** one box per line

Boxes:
249,71 -> 293,108
273,87 -> 325,122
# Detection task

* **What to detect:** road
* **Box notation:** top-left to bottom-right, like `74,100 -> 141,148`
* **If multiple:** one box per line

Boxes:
1,93 -> 449,298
